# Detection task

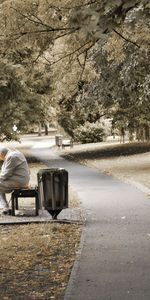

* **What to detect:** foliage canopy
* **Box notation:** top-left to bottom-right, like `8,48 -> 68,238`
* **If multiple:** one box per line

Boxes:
0,0 -> 150,140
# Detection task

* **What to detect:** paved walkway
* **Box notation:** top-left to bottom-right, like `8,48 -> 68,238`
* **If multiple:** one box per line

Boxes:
30,147 -> 150,300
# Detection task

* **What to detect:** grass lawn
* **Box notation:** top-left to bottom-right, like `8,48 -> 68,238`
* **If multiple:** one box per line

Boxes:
0,222 -> 81,300
0,162 -> 81,300
61,141 -> 150,194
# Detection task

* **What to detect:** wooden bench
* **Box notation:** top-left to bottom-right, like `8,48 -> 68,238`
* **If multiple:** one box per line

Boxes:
11,186 -> 39,216
62,139 -> 73,149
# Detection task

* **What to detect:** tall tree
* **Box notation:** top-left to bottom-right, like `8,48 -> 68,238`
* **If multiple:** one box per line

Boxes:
0,59 -> 28,140
0,0 -> 150,140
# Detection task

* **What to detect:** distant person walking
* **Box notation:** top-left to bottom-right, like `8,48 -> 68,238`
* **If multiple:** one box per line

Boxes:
0,147 -> 30,214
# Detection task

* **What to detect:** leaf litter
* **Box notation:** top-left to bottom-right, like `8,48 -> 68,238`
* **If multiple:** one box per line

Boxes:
0,223 -> 81,300
0,163 -> 82,300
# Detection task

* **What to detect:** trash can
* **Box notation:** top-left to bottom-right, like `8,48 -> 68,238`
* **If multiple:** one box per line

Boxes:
37,168 -> 68,219
55,135 -> 63,148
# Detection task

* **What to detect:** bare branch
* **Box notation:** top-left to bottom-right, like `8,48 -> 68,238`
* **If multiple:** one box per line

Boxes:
113,29 -> 140,48
54,28 -> 80,41
47,0 -> 99,11
11,6 -> 54,30
77,57 -> 83,68
10,6 -> 71,34
4,26 -> 71,43
77,39 -> 99,57
42,41 -> 92,66
79,51 -> 88,80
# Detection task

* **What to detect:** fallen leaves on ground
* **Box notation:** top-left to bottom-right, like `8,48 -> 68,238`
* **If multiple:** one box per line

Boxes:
0,223 -> 81,300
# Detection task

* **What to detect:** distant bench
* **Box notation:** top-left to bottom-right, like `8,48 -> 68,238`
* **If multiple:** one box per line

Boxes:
62,139 -> 74,149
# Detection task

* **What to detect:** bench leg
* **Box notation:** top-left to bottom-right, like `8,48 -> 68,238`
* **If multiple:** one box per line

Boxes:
11,196 -> 19,216
15,197 -> 19,210
11,195 -> 15,216
35,193 -> 39,216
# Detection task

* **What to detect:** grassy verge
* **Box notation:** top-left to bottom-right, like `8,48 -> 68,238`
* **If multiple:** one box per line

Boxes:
0,223 -> 81,300
61,142 -> 150,193
0,161 -> 82,300
61,142 -> 150,161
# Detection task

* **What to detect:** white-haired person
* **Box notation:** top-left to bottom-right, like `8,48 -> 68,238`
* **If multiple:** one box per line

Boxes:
0,147 -> 30,215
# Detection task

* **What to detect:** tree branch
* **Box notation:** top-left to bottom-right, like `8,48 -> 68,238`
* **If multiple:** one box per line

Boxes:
10,6 -> 70,33
113,29 -> 140,48
47,0 -> 99,11
79,51 -> 88,80
77,57 -> 83,68
42,41 -> 92,66
4,27 -> 70,43
11,6 -> 54,30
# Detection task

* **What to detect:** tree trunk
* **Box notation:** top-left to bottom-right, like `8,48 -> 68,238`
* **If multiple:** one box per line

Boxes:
119,127 -> 125,143
38,123 -> 42,136
144,124 -> 150,141
44,124 -> 48,136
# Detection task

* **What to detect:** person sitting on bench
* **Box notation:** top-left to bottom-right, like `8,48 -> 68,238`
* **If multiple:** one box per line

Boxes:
0,147 -> 30,215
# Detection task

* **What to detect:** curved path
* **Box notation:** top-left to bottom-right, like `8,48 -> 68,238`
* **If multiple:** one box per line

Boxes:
31,147 -> 150,300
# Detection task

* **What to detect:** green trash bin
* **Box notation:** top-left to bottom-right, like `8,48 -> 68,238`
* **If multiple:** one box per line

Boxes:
37,168 -> 68,219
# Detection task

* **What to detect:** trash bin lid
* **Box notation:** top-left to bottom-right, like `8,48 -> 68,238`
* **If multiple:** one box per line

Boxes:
37,168 -> 67,174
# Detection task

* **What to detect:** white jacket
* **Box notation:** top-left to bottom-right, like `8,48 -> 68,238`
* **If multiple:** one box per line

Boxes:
0,150 -> 30,189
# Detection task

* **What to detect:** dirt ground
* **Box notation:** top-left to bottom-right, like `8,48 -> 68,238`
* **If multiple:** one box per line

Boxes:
0,162 -> 81,300
0,223 -> 81,300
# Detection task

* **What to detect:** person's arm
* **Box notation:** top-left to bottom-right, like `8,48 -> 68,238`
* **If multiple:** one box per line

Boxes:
0,155 -> 20,180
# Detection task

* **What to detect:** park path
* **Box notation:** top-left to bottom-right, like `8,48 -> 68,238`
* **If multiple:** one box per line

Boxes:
30,146 -> 150,300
